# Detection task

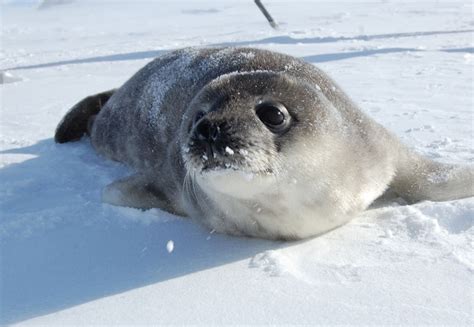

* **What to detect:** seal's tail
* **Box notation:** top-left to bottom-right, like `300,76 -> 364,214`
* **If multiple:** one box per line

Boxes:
390,148 -> 473,202
55,89 -> 115,143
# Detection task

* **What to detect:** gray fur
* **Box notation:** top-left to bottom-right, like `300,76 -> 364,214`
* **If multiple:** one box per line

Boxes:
55,47 -> 473,240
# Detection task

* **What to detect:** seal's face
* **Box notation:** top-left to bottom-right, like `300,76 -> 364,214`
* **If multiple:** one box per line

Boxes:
179,71 -> 350,239
180,71 -> 330,200
182,72 -> 320,170
176,69 -> 389,240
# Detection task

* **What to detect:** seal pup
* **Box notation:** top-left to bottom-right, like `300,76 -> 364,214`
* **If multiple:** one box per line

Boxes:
55,47 -> 473,240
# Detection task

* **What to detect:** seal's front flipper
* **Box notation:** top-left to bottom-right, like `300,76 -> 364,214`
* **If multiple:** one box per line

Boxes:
55,89 -> 116,143
102,174 -> 174,212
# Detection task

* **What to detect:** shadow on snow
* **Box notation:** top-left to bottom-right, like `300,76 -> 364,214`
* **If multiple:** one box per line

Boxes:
0,139 -> 286,324
5,29 -> 473,71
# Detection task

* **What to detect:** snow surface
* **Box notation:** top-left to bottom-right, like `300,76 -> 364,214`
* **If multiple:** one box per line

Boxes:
1,0 -> 473,325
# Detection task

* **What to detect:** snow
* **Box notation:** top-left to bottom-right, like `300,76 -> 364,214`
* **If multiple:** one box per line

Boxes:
225,146 -> 235,155
166,240 -> 174,253
1,0 -> 473,325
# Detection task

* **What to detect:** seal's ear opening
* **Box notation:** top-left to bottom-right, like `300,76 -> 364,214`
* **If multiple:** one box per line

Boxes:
55,89 -> 115,143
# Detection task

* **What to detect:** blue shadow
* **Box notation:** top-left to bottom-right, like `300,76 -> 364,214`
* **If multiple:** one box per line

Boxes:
302,47 -> 419,63
441,47 -> 474,53
0,139 -> 284,324
5,29 -> 473,71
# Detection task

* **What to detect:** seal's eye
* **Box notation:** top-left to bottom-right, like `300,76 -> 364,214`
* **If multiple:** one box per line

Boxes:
256,102 -> 289,133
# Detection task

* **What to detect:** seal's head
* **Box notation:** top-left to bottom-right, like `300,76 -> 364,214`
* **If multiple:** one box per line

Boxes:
181,70 -> 335,190
179,71 -> 350,239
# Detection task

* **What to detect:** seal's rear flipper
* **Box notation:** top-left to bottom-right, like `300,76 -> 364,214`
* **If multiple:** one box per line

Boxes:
55,89 -> 116,143
391,150 -> 474,202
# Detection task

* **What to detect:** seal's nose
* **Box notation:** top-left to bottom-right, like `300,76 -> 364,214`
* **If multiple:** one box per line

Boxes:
194,118 -> 220,142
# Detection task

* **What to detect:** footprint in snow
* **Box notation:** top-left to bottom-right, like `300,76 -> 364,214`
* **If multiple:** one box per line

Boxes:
249,250 -> 312,283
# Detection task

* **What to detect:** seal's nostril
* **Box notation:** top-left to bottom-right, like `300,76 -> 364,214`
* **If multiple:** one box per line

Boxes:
195,119 -> 211,140
210,124 -> 220,141
194,118 -> 221,142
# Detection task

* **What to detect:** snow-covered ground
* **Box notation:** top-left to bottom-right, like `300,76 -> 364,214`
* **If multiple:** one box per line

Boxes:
1,0 -> 473,325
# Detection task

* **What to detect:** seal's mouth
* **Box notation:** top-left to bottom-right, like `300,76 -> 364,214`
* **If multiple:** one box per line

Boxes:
184,142 -> 246,172
191,158 -> 277,199
183,140 -> 273,176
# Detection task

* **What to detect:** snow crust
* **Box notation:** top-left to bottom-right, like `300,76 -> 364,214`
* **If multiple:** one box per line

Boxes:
1,0 -> 473,325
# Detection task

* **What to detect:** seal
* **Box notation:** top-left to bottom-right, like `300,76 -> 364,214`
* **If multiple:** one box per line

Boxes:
55,47 -> 474,240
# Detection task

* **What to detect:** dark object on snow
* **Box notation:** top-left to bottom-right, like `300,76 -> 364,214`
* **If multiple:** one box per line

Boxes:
255,0 -> 278,29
